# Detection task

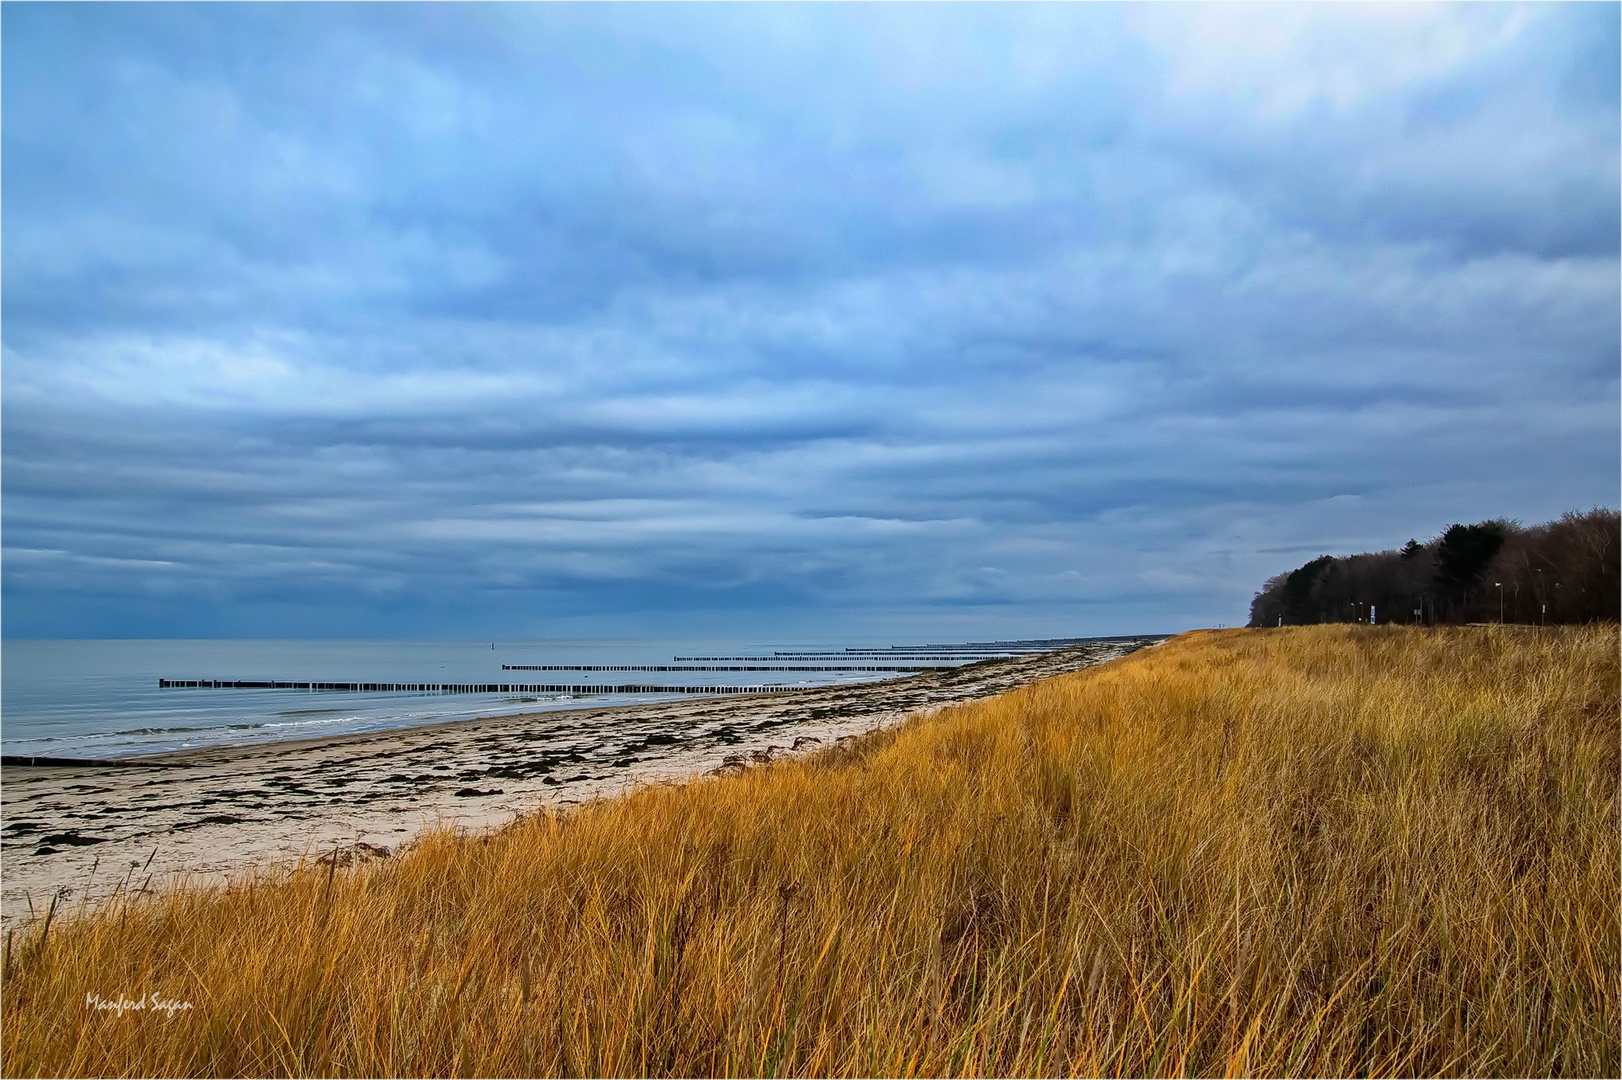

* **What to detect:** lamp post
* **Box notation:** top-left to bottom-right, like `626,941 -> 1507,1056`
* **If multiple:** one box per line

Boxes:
1495,582 -> 1504,623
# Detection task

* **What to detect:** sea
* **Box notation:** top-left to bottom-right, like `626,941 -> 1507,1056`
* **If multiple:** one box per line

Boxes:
1,637 -> 1061,760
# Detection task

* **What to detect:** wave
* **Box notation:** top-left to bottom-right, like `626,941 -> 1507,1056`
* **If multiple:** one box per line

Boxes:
35,722 -> 269,741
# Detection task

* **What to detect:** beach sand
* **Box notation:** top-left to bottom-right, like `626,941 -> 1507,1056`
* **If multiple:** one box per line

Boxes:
1,638 -> 1157,923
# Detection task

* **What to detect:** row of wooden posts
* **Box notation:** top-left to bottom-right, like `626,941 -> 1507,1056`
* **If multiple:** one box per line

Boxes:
157,679 -> 791,695
499,664 -> 942,672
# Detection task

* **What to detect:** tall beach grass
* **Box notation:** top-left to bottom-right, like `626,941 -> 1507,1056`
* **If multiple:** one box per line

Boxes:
4,624 -> 1617,1076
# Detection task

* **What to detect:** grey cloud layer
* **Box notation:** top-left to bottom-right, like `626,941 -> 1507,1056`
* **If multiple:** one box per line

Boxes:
4,4 -> 1617,638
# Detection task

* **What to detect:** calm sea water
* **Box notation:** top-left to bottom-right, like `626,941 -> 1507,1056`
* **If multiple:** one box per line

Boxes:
1,638 -> 977,760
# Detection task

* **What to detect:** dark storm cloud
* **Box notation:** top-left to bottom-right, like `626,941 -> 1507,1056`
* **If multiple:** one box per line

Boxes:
3,3 -> 1617,639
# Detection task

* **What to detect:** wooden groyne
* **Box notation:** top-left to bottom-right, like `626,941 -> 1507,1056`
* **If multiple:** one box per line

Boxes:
674,653 -> 1026,661
1,755 -> 165,768
667,637 -> 1153,663
500,664 -> 943,672
157,680 -> 791,695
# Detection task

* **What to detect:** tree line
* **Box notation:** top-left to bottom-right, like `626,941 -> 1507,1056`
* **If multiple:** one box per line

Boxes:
1247,507 -> 1619,627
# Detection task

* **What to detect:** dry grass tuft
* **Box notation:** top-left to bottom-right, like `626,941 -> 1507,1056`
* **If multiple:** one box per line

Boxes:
4,625 -> 1617,1077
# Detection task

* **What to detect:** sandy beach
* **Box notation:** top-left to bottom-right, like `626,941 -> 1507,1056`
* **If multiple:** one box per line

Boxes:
1,637 -> 1158,923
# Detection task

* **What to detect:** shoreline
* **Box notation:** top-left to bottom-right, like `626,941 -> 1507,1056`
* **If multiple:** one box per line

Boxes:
1,636 -> 1162,923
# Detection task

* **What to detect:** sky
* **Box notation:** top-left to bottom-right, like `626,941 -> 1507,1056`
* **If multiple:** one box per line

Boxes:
3,3 -> 1617,641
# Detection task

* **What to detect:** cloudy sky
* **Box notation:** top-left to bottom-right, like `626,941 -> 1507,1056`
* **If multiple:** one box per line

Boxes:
3,3 -> 1617,641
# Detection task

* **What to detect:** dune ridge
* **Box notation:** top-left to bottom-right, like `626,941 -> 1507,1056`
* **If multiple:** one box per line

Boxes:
3,625 -> 1616,1077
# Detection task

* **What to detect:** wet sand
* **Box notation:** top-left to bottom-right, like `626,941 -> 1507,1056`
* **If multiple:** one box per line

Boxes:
1,637 -> 1159,923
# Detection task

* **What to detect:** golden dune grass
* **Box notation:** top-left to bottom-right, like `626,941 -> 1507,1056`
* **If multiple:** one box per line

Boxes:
3,625 -> 1617,1077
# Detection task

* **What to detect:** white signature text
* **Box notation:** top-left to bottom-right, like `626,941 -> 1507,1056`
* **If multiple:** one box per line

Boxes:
85,991 -> 194,1018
